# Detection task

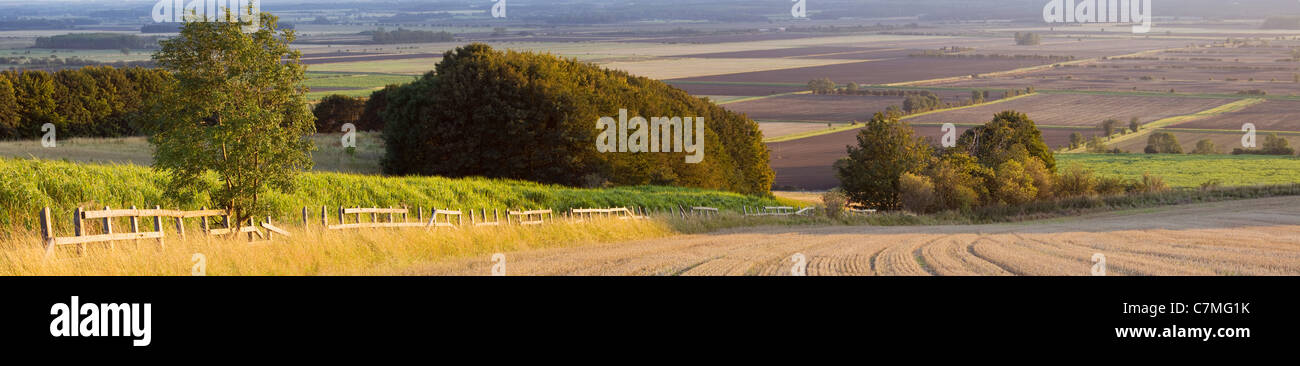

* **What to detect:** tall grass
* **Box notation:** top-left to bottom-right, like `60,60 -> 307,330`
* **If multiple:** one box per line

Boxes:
0,157 -> 783,233
0,216 -> 676,276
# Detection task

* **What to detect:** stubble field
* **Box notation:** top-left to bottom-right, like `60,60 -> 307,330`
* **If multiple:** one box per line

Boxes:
416,197 -> 1300,276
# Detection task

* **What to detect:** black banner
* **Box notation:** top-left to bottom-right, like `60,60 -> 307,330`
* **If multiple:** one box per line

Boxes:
1,276 -> 1293,354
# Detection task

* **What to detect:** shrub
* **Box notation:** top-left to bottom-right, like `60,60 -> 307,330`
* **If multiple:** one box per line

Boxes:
1055,165 -> 1097,197
821,189 -> 848,219
1095,176 -> 1127,196
356,85 -> 397,131
312,94 -> 366,133
1022,157 -> 1055,200
899,172 -> 937,213
955,111 -> 1056,172
1191,139 -> 1221,154
924,152 -> 987,211
993,160 -> 1037,205
1129,173 -> 1170,193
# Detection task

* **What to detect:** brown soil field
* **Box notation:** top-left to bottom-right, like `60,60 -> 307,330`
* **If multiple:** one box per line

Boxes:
728,92 -> 987,122
672,46 -> 914,60
667,82 -> 807,96
937,46 -> 1300,95
672,57 -> 1055,85
414,197 -> 1300,276
1111,129 -> 1300,153
1176,99 -> 1300,132
726,94 -> 903,122
906,94 -> 1237,127
766,125 -> 1090,190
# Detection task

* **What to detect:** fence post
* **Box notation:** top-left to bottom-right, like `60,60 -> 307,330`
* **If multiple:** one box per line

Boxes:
338,206 -> 345,226
321,205 -> 328,228
175,215 -> 186,238
417,206 -> 423,223
458,209 -> 463,226
40,207 -> 55,257
199,207 -> 208,236
302,207 -> 308,228
129,205 -> 140,246
104,206 -> 114,250
73,207 -> 84,255
469,208 -> 476,225
153,205 -> 165,250
266,216 -> 274,241
388,206 -> 395,223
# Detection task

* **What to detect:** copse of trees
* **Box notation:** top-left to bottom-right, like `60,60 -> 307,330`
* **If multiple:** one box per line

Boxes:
1014,32 -> 1042,46
0,66 -> 173,140
369,28 -> 455,44
1145,132 -> 1183,154
836,110 -> 1151,214
1233,134 -> 1296,155
379,43 -> 773,196
312,95 -> 366,133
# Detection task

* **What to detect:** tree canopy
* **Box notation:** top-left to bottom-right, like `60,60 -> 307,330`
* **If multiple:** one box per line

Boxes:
146,13 -> 314,227
380,43 -> 773,196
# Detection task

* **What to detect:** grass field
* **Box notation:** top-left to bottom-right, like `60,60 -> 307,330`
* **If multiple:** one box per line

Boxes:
1058,153 -> 1300,188
0,157 -> 784,231
0,133 -> 387,175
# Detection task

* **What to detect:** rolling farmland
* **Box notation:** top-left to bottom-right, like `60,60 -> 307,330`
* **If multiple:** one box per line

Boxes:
1175,99 -> 1300,131
417,197 -> 1300,276
905,94 -> 1238,127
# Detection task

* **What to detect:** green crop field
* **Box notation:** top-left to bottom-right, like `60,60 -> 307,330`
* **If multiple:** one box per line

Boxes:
1059,153 -> 1300,188
304,72 -> 416,100
0,157 -> 783,231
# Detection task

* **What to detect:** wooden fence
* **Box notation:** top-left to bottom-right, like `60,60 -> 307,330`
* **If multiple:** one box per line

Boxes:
39,206 -> 234,256
38,202 -> 856,257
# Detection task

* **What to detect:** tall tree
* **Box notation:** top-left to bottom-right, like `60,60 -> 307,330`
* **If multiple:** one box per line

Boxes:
835,111 -> 932,210
0,77 -> 19,139
146,12 -> 314,228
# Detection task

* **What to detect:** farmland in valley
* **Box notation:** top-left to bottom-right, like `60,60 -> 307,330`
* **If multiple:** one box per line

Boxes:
904,94 -> 1239,127
1174,99 -> 1300,131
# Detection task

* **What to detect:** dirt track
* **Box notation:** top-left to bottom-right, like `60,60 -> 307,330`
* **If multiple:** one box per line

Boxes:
415,197 -> 1300,276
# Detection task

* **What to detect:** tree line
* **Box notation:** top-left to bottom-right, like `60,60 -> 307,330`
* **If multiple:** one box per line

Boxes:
0,66 -> 173,140
368,28 -> 455,44
33,33 -> 159,50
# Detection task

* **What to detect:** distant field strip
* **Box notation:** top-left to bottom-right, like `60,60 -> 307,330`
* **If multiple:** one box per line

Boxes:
417,197 -> 1300,276
1070,98 -> 1265,152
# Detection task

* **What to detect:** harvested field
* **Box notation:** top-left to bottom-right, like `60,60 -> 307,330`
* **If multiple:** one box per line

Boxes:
415,197 -> 1300,276
666,82 -> 807,96
758,122 -> 851,140
936,45 -> 1300,95
727,94 -> 902,122
905,94 -> 1237,127
672,57 -> 1056,85
672,46 -> 913,60
599,57 -> 861,80
1176,99 -> 1300,132
766,125 -> 1090,190
728,92 -> 984,122
1110,129 -> 1300,154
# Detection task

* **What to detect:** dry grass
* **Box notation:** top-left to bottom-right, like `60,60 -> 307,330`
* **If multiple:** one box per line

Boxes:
0,216 -> 675,276
599,57 -> 864,80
